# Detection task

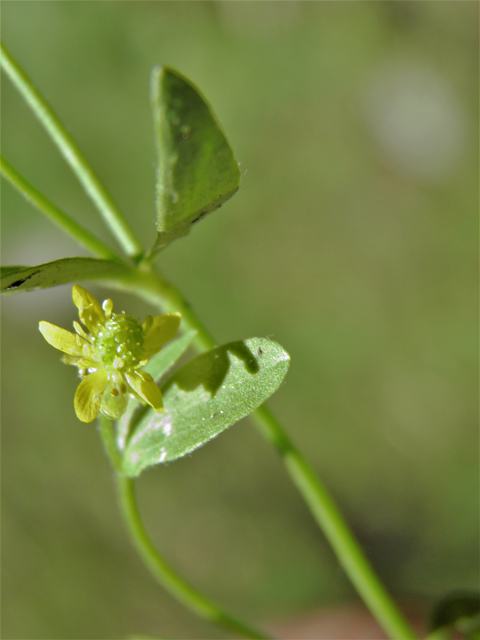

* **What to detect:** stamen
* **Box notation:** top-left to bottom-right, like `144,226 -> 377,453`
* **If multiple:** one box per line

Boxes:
110,388 -> 119,397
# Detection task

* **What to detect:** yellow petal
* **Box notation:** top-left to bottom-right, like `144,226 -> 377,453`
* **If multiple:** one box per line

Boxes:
74,370 -> 108,423
100,374 -> 129,420
72,285 -> 105,334
143,313 -> 181,356
39,321 -> 85,355
72,284 -> 102,313
73,321 -> 90,341
125,371 -> 164,413
61,354 -> 82,366
142,314 -> 153,332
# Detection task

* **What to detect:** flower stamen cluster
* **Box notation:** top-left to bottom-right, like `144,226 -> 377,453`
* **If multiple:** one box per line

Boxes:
39,285 -> 181,423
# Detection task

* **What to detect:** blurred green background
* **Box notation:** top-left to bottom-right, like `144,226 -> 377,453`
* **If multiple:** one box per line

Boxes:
2,2 -> 478,638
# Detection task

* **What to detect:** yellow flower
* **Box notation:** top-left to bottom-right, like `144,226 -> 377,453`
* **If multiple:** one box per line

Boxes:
39,285 -> 180,423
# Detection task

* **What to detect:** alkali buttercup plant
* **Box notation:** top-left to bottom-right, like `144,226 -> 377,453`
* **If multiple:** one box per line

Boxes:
39,284 -> 180,422
2,45 -> 436,640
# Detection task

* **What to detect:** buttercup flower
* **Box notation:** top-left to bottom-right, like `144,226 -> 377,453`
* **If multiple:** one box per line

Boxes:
39,285 -> 180,423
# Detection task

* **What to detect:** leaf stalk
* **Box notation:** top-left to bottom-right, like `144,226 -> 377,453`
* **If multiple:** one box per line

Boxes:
1,155 -> 122,262
0,41 -> 144,259
116,474 -> 273,640
96,416 -> 273,638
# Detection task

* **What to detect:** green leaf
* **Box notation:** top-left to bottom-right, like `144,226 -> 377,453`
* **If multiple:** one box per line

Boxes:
150,66 -> 240,252
116,329 -> 198,451
0,265 -> 23,277
143,329 -> 197,380
122,338 -> 290,477
1,258 -> 130,295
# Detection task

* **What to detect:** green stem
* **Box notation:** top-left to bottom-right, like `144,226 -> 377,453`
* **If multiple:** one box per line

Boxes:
120,265 -> 419,640
0,42 -> 143,259
98,416 -> 124,473
1,155 -> 122,262
116,475 -> 273,640
252,406 -> 417,640
97,415 -> 272,639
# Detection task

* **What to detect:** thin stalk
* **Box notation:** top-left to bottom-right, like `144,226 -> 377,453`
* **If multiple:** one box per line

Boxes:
116,475 -> 273,640
252,406 -> 418,640
98,416 -> 123,473
0,42 -> 143,258
97,415 -> 273,639
120,265 -> 419,640
1,155 -> 122,262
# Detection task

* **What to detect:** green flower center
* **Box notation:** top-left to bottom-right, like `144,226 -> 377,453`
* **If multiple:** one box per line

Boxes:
95,314 -> 144,369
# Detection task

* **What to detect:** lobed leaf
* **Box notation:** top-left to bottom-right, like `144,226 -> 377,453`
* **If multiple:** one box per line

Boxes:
150,66 -> 240,252
122,338 -> 290,477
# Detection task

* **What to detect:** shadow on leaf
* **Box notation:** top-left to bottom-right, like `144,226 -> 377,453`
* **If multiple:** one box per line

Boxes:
164,340 -> 259,397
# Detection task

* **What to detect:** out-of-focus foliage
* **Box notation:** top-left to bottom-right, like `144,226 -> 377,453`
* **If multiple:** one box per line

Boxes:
2,3 -> 478,639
